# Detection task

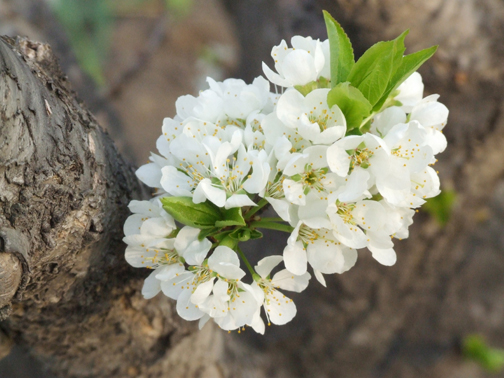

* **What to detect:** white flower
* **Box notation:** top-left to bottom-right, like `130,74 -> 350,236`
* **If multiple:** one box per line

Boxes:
124,226 -> 211,300
410,95 -> 449,155
326,198 -> 398,265
135,153 -> 170,190
250,256 -> 310,332
282,146 -> 335,206
160,130 -> 269,208
197,247 -> 259,331
276,89 -> 346,145
262,36 -> 326,88
395,72 -> 424,112
283,220 -> 357,278
123,199 -> 175,237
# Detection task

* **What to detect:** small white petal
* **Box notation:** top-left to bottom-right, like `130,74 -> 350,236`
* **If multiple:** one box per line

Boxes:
313,269 -> 327,287
283,240 -> 307,275
142,270 -> 161,299
264,290 -> 296,325
255,255 -> 283,278
177,288 -> 204,321
272,269 -> 311,293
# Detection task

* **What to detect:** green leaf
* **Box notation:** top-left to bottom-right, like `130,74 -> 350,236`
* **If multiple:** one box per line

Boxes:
229,227 -> 251,242
423,189 -> 456,226
164,0 -> 193,18
52,0 -> 112,87
215,207 -> 246,228
249,229 -> 263,240
323,11 -> 354,85
213,231 -> 233,242
463,335 -> 504,373
347,30 -> 408,107
161,197 -> 223,229
373,45 -> 438,111
327,82 -> 372,131
197,227 -> 219,241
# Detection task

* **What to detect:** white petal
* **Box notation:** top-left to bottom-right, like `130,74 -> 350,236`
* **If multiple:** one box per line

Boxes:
225,194 -> 256,209
198,314 -> 211,330
282,50 -> 317,86
160,166 -> 193,197
140,217 -> 174,237
255,255 -> 283,278
313,269 -> 326,287
209,246 -> 240,267
337,168 -> 370,202
283,240 -> 307,275
141,270 -> 161,299
123,214 -> 144,236
341,248 -> 358,272
277,89 -> 306,128
174,226 -> 200,251
369,245 -> 397,266
136,163 -> 162,188
155,264 -> 185,281
191,278 -> 216,305
264,290 -> 297,325
250,310 -> 265,335
177,288 -> 204,321
283,179 -> 305,206
229,287 -> 259,327
327,142 -> 351,177
161,272 -> 193,300
193,179 -> 226,207
307,240 -> 345,274
182,238 -> 212,266
266,197 -> 292,222
272,269 -> 311,293
262,62 -> 291,87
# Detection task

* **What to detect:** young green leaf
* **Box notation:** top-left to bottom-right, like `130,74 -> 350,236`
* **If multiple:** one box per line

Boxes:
215,207 -> 246,228
423,189 -> 456,226
229,227 -> 251,242
327,82 -> 372,131
373,45 -> 438,111
249,229 -> 263,240
323,10 -> 354,86
463,334 -> 504,373
347,30 -> 408,107
197,227 -> 219,241
161,197 -> 223,229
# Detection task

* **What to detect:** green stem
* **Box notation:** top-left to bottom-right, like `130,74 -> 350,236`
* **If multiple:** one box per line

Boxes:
236,246 -> 256,277
218,234 -> 238,250
358,112 -> 376,130
249,221 -> 294,233
258,217 -> 285,222
244,198 -> 268,220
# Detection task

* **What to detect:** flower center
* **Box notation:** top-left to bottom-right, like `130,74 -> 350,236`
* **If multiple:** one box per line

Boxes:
291,164 -> 328,195
298,224 -> 341,247
347,145 -> 374,173
308,112 -> 330,132
336,201 -> 356,225
141,248 -> 182,269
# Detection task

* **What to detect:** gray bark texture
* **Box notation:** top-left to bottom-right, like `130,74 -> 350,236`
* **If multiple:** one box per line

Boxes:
0,36 -> 237,378
1,0 -> 504,377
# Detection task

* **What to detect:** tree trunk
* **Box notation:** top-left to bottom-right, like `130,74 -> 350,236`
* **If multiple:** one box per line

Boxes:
2,0 -> 504,377
0,36 -> 242,378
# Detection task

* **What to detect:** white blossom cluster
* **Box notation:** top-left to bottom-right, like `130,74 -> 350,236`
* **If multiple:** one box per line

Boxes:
123,35 -> 448,333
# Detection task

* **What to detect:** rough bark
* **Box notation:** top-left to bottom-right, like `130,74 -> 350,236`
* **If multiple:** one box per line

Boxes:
0,36 -> 242,378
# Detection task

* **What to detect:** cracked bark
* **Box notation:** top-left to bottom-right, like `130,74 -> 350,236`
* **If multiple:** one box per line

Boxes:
0,36 -> 252,378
